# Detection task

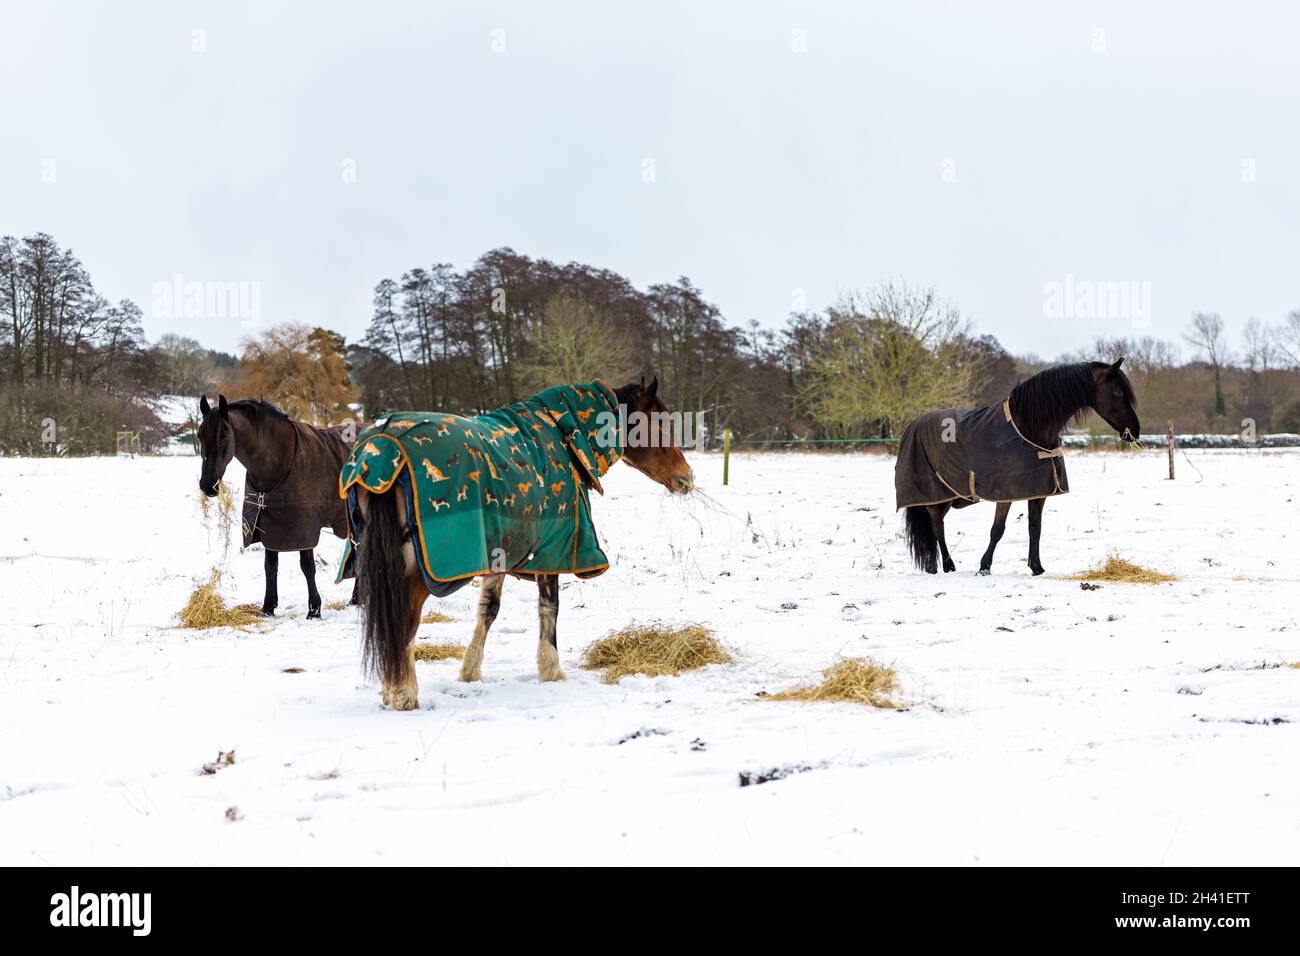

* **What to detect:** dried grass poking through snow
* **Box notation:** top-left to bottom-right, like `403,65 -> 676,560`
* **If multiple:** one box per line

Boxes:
765,658 -> 903,708
581,624 -> 733,683
412,642 -> 465,662
175,569 -> 266,631
325,599 -> 349,611
1071,555 -> 1177,584
420,610 -> 454,624
197,485 -> 238,553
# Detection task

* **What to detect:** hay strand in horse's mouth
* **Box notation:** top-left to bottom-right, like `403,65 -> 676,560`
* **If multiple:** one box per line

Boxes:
197,484 -> 237,552
1121,428 -> 1148,450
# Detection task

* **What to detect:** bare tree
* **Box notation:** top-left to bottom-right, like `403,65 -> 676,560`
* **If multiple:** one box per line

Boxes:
1276,309 -> 1300,368
519,296 -> 637,392
1241,317 -> 1277,373
1184,312 -> 1229,416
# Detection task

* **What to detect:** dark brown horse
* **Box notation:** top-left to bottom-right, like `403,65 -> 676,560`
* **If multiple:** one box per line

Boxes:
196,395 -> 355,618
898,359 -> 1139,576
354,378 -> 695,710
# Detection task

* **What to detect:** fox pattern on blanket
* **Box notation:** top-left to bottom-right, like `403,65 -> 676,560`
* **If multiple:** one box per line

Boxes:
897,359 -> 1139,576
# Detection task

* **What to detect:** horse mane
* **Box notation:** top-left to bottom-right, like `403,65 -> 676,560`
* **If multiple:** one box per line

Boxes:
1009,362 -> 1134,436
227,398 -> 290,430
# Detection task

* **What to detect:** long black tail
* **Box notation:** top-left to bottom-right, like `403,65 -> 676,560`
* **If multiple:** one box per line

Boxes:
904,506 -> 938,573
360,490 -> 412,687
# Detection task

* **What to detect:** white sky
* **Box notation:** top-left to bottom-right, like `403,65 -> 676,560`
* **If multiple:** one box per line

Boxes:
3,0 -> 1298,359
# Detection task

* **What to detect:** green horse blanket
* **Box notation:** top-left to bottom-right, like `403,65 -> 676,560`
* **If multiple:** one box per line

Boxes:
336,381 -> 623,596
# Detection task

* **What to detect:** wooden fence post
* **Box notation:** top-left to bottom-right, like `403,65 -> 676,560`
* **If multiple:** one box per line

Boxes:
1166,420 -> 1175,480
722,429 -> 731,486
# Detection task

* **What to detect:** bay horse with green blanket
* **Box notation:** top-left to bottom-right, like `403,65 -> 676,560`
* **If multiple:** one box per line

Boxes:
339,377 -> 694,710
896,359 -> 1139,576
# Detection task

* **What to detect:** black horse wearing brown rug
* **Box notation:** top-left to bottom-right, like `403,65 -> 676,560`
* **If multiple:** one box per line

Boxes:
896,359 -> 1139,576
196,395 -> 355,618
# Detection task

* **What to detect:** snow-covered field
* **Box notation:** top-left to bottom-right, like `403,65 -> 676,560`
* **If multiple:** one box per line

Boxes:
1,449 -> 1297,865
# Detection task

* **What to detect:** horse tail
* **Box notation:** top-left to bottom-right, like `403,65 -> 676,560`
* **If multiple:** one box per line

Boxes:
360,488 -> 413,688
904,506 -> 938,573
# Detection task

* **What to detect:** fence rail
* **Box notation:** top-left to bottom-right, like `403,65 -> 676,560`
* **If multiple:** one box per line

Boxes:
718,427 -> 1300,485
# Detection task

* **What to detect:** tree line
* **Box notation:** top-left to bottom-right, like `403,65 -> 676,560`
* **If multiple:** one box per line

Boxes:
3,233 -> 1299,455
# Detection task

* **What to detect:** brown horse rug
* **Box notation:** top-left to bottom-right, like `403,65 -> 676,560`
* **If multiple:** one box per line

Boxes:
895,400 -> 1068,510
335,380 -> 623,598
242,421 -> 353,551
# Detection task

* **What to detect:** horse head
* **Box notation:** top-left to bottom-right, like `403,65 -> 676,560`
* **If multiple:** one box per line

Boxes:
615,377 -> 696,495
196,394 -> 235,496
1090,358 -> 1141,443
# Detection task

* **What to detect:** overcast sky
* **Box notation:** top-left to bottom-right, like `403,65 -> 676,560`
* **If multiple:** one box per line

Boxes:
3,0 -> 1298,360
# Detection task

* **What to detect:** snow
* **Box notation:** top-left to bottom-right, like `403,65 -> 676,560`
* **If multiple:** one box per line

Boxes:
1,449 -> 1297,865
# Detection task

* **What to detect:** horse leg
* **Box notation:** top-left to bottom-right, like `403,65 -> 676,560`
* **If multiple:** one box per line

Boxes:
383,570 -> 428,709
300,548 -> 321,619
1027,497 -> 1046,576
260,550 -> 279,616
536,573 -> 565,682
927,504 -> 956,573
978,501 -> 1012,575
348,579 -> 361,607
458,575 -> 504,682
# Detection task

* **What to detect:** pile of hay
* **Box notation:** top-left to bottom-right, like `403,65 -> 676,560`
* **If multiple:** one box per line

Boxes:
197,484 -> 238,553
765,658 -> 902,709
1071,555 -> 1177,585
175,569 -> 266,631
581,624 -> 733,683
420,610 -> 454,624
412,642 -> 466,662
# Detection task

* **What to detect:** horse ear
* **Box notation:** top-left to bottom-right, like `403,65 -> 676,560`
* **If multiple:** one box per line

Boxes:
1111,356 -> 1125,370
199,395 -> 211,417
646,376 -> 659,401
218,394 -> 229,417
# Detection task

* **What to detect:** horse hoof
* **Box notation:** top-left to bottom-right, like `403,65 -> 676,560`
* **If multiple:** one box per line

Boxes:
1029,565 -> 1045,576
978,567 -> 991,576
943,562 -> 956,573
306,609 -> 321,620
388,689 -> 419,711
258,608 -> 276,618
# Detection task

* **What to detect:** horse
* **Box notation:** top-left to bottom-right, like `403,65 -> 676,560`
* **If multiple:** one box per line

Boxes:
339,377 -> 694,711
196,395 -> 356,618
896,358 -> 1139,576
